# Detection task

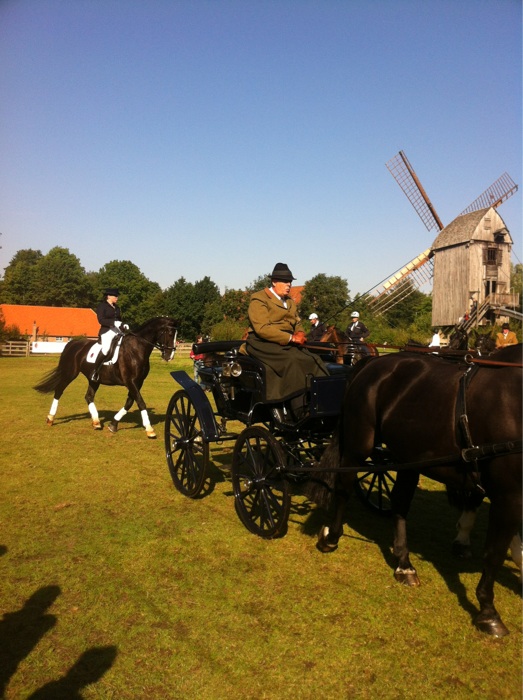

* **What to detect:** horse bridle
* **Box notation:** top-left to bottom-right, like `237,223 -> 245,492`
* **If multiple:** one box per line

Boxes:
125,323 -> 178,354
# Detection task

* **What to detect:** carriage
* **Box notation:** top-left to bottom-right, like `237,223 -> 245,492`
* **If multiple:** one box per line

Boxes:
164,338 -> 391,538
165,339 -> 522,637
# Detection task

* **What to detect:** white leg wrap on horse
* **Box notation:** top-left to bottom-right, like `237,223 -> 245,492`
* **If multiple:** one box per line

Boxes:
454,511 -> 476,545
50,398 -> 59,416
141,409 -> 151,428
114,408 -> 127,422
88,402 -> 99,420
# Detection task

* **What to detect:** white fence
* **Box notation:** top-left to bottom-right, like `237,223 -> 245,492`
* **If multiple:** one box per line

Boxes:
31,341 -> 68,354
0,340 -> 194,358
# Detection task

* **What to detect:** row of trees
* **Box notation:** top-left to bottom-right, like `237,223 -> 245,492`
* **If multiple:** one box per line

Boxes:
1,247 -> 521,344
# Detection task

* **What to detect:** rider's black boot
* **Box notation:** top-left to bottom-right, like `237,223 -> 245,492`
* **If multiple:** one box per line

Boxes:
90,352 -> 107,382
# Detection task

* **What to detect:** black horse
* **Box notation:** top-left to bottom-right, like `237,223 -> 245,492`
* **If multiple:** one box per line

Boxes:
306,344 -> 522,637
34,317 -> 178,439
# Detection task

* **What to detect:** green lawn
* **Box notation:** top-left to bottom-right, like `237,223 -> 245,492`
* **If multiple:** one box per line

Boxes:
0,354 -> 521,699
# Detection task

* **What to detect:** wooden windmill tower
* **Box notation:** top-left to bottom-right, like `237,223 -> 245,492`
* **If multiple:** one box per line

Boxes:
365,150 -> 519,329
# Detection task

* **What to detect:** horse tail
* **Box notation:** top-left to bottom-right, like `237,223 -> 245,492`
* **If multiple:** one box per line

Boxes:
33,366 -> 63,394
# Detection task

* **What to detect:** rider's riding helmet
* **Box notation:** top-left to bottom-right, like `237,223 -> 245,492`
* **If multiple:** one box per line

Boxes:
351,311 -> 360,318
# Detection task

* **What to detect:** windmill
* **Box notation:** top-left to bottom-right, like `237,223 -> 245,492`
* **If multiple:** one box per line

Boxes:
365,150 -> 518,323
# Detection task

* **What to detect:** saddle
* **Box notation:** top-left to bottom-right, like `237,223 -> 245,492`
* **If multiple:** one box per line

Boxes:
87,334 -> 123,365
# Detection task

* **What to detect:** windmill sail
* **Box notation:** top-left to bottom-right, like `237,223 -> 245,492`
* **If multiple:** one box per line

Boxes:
459,173 -> 518,215
365,250 -> 433,316
386,151 -> 444,232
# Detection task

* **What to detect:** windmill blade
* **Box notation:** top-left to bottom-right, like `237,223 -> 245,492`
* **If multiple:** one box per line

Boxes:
365,249 -> 433,317
459,173 -> 518,215
386,151 -> 445,232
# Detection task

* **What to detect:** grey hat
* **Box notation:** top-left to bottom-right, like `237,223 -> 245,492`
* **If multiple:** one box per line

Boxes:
271,262 -> 296,282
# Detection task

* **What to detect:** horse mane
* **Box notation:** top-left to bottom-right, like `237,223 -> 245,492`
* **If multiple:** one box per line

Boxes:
133,316 -> 179,333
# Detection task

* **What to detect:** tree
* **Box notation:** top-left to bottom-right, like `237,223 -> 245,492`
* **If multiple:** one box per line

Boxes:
32,247 -> 92,307
511,263 -> 522,308
380,280 -> 432,331
299,274 -> 350,324
163,276 -> 220,341
96,260 -> 162,326
0,249 -> 43,304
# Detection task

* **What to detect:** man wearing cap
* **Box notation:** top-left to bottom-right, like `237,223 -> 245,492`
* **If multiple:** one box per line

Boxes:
346,311 -> 370,355
307,313 -> 327,342
90,287 -> 128,381
241,263 -> 328,409
495,322 -> 518,349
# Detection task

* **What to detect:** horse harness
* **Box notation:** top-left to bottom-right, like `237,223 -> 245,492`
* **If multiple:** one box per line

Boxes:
355,355 -> 522,479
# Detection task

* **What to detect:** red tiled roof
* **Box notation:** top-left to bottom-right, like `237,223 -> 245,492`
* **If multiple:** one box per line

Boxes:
0,304 -> 99,338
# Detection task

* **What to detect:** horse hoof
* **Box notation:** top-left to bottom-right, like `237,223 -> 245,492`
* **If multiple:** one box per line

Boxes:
394,568 -> 421,587
92,420 -> 102,430
452,541 -> 473,559
46,416 -> 54,426
475,613 -> 510,637
108,421 -> 118,434
146,428 -> 157,439
316,526 -> 338,553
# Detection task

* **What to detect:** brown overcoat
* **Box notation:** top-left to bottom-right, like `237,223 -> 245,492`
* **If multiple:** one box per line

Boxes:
495,330 -> 518,348
241,288 -> 328,401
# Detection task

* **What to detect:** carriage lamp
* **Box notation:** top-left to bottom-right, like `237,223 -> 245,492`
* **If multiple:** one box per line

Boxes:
222,361 -> 242,377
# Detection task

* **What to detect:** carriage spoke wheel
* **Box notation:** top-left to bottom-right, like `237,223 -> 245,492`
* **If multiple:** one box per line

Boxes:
232,426 -> 291,539
355,469 -> 396,516
164,389 -> 208,498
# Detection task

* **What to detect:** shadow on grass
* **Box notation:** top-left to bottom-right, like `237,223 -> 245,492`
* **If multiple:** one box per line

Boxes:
27,645 -> 117,700
300,487 -> 521,627
0,583 -> 117,699
0,585 -> 60,696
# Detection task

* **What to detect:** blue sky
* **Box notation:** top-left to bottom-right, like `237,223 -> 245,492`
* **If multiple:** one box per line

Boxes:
1,0 -> 521,296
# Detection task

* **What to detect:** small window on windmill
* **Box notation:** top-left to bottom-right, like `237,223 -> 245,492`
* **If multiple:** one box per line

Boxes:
484,247 -> 500,266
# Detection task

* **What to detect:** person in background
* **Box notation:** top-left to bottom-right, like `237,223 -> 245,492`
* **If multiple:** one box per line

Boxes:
429,329 -> 441,348
495,323 -> 518,348
91,287 -> 128,381
240,262 -> 328,414
346,311 -> 370,355
190,335 -> 205,383
307,313 -> 327,342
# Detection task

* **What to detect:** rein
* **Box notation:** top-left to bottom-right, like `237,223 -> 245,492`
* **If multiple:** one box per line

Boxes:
307,340 -> 523,368
124,324 -> 178,353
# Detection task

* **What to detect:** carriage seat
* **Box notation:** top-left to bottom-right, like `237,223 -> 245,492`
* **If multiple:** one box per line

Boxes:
325,362 -> 354,377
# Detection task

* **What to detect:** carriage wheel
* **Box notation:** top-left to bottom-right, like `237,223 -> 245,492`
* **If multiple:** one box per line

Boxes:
231,426 -> 291,539
164,389 -> 208,498
355,470 -> 396,516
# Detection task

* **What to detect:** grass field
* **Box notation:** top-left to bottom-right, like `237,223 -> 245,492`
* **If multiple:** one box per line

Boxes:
0,354 -> 521,699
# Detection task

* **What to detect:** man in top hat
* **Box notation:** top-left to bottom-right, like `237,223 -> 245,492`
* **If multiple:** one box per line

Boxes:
495,322 -> 518,349
91,287 -> 128,381
346,311 -> 370,355
240,262 -> 328,412
307,313 -> 327,342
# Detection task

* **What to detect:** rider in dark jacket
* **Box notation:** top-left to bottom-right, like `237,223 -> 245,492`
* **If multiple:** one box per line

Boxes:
90,287 -> 127,381
346,311 -> 370,354
307,313 -> 327,342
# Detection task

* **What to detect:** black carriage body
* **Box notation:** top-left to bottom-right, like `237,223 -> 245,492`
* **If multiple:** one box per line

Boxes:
164,340 -> 384,537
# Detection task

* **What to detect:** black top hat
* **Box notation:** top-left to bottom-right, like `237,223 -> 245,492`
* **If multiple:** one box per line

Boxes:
270,262 -> 296,282
502,323 -> 510,330
104,287 -> 120,297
